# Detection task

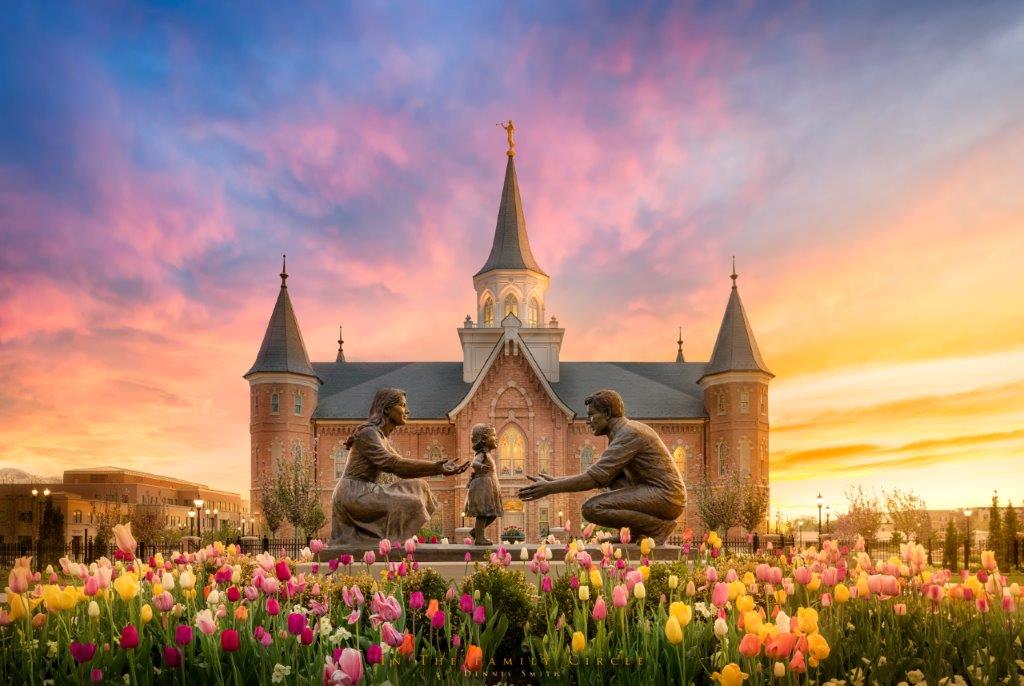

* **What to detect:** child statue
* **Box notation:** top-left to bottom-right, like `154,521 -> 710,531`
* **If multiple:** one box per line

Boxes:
466,423 -> 503,545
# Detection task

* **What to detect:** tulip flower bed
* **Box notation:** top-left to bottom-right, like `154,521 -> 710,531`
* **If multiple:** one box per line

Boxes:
2,526 -> 1024,685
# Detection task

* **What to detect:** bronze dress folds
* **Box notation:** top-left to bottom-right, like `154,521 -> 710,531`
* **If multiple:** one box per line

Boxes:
330,425 -> 442,545
465,450 -> 503,518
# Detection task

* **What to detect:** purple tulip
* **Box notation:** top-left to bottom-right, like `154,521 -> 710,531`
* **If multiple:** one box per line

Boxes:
366,643 -> 383,665
459,593 -> 474,614
70,642 -> 97,664
409,591 -> 425,610
287,613 -> 306,636
472,605 -> 486,625
541,576 -> 553,593
431,609 -> 446,630
340,554 -> 353,566
175,625 -> 193,646
163,646 -> 181,668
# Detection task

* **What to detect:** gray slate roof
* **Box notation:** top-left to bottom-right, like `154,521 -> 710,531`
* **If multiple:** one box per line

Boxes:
245,286 -> 319,380
702,285 -> 772,378
312,360 -> 708,420
475,156 -> 547,277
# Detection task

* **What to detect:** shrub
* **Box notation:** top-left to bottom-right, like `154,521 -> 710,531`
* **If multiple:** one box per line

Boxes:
461,564 -> 534,661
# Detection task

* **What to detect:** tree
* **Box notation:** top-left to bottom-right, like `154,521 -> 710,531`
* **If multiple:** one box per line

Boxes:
129,504 -> 168,547
943,519 -> 959,572
884,489 -> 931,543
840,486 -> 883,542
738,480 -> 771,534
39,498 -> 65,550
693,471 -> 742,535
90,501 -> 125,556
273,453 -> 325,540
1004,501 -> 1020,570
256,468 -> 285,539
988,493 -> 1003,564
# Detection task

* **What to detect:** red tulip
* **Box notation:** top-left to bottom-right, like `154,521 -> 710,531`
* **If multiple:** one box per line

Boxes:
119,625 -> 139,650
220,629 -> 240,652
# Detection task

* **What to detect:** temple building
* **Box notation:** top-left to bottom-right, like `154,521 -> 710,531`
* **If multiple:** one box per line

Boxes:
244,148 -> 772,542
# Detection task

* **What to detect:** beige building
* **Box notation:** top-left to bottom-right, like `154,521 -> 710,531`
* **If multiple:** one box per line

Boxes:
0,466 -> 249,551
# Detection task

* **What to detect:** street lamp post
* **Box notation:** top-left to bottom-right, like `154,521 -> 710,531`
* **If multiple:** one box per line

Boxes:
193,497 -> 204,538
249,517 -> 255,537
816,494 -> 824,537
188,510 -> 196,537
825,505 -> 831,535
213,508 -> 219,533
963,508 -> 972,570
558,510 -> 564,527
460,511 -> 466,528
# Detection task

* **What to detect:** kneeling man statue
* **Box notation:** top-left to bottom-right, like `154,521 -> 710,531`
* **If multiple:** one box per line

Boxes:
518,389 -> 685,544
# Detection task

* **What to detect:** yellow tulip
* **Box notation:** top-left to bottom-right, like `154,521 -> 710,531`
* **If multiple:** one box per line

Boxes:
42,585 -> 77,612
140,604 -> 153,624
589,568 -> 604,589
633,582 -> 646,600
807,632 -> 830,661
151,582 -> 163,597
742,572 -> 755,586
796,607 -> 818,635
743,611 -> 762,635
578,585 -> 590,601
639,565 -> 650,582
834,584 -> 850,604
113,574 -> 140,602
640,537 -> 653,556
669,601 -> 692,627
807,573 -> 821,592
774,589 -> 787,605
8,593 -> 31,620
736,594 -> 755,613
728,581 -> 744,601
571,631 -> 586,653
664,615 -> 683,644
711,663 -> 749,686
668,575 -> 679,590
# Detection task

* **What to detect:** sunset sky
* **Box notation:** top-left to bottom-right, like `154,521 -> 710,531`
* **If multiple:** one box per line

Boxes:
2,2 -> 1023,519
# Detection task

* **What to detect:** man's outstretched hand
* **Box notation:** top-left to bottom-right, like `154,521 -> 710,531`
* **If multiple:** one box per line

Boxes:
440,459 -> 470,476
517,472 -> 556,501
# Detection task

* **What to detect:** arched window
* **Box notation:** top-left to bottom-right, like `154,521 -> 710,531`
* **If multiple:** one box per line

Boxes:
527,298 -> 540,327
537,439 -> 551,474
672,445 -> 687,477
426,445 -> 445,480
72,510 -> 82,524
292,444 -> 302,462
580,445 -> 595,471
503,294 -> 519,318
498,425 -> 526,477
482,297 -> 494,327
294,391 -> 303,416
716,392 -> 726,415
738,438 -> 752,476
760,390 -> 767,415
716,439 -> 728,476
760,439 -> 768,477
332,444 -> 349,480
271,393 -> 280,414
739,390 -> 750,413
252,393 -> 258,417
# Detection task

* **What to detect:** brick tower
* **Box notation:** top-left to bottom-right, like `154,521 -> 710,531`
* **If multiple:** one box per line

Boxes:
244,257 -> 321,534
699,260 -> 773,530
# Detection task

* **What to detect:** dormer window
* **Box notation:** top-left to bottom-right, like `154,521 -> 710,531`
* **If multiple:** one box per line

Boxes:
294,391 -> 302,416
271,393 -> 280,414
527,298 -> 540,327
482,297 -> 494,327
504,294 -> 519,318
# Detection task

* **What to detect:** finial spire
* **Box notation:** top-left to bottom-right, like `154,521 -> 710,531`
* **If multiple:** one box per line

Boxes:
336,325 -> 345,362
730,255 -> 738,289
280,254 -> 288,288
676,326 -> 685,363
498,120 -> 516,157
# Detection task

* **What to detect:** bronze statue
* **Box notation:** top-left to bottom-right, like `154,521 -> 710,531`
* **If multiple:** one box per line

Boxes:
498,120 -> 516,156
330,388 -> 469,545
518,389 -> 685,543
465,424 -> 503,545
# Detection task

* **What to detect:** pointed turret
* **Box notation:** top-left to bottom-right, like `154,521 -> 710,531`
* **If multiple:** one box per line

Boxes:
244,256 -> 318,380
675,326 -> 685,363
701,259 -> 772,380
336,325 -> 346,363
474,155 -> 546,277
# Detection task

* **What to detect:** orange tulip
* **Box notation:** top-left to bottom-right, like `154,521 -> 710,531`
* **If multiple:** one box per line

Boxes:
399,632 -> 414,657
464,644 -> 483,672
425,599 -> 440,619
234,605 -> 249,622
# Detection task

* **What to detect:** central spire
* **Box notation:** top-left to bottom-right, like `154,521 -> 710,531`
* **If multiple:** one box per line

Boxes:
474,150 -> 546,277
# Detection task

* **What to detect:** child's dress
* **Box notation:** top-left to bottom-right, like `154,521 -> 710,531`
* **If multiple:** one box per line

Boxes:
465,450 -> 503,518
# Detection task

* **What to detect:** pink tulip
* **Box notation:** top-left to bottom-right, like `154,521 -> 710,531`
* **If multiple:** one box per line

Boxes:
301,626 -> 314,645
409,591 -> 425,610
325,647 -> 364,685
1002,595 -> 1016,612
366,644 -> 383,665
705,567 -> 718,583
711,582 -> 729,608
793,566 -> 812,585
261,577 -> 280,595
612,585 -> 628,608
175,625 -> 193,646
619,527 -> 631,544
267,598 -> 280,616
195,610 -> 217,636
112,523 -> 137,557
976,596 -> 990,613
363,551 -> 376,566
472,605 -> 486,625
541,577 -> 553,593
404,538 -> 417,555
592,596 -> 607,621
821,593 -> 832,607
379,539 -> 392,557
445,586 -> 457,601
70,642 -> 98,664
460,594 -> 474,613
894,603 -> 907,616
381,622 -> 404,647
275,560 -> 292,582
84,576 -> 99,596
725,568 -> 738,583
287,613 -> 306,636
309,539 -> 325,555
91,668 -> 103,683
431,610 -> 447,630
153,591 -> 174,613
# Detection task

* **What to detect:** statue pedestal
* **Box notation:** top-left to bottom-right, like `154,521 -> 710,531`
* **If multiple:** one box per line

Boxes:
455,527 -> 473,542
547,527 -> 567,543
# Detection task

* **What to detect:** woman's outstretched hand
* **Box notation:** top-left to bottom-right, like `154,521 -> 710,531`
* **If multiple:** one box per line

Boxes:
439,459 -> 470,476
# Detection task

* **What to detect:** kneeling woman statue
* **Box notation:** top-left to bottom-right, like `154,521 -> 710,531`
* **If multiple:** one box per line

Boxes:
331,387 -> 468,546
